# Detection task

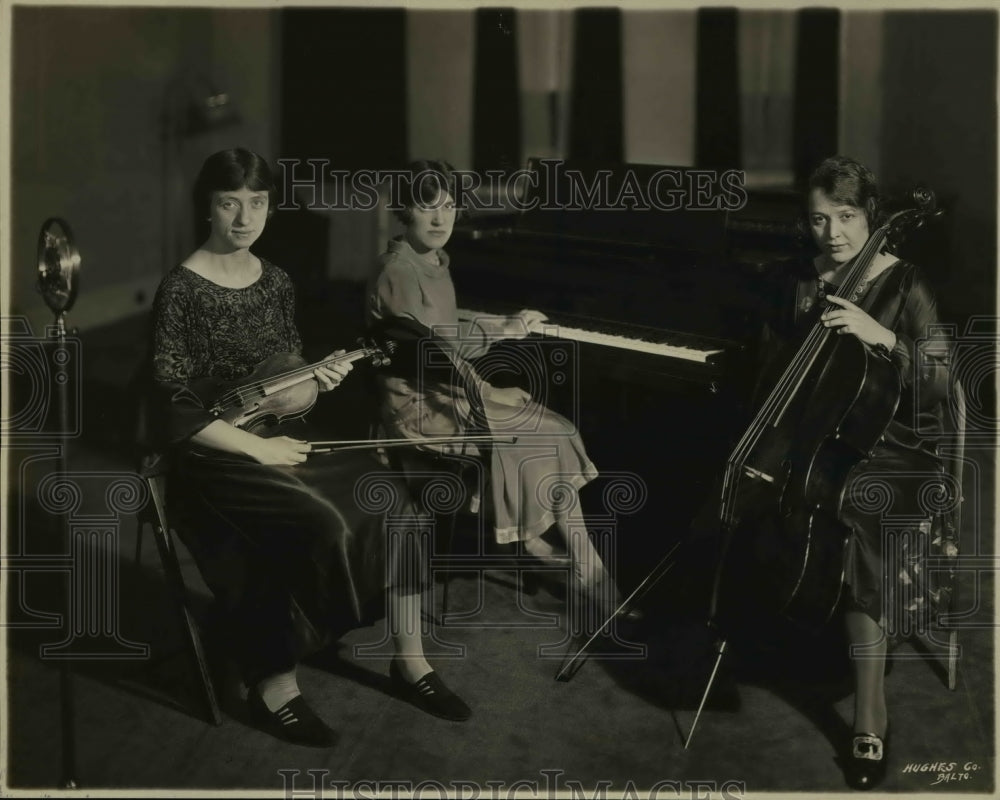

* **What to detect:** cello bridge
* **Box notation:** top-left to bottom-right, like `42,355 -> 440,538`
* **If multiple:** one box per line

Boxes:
743,466 -> 775,483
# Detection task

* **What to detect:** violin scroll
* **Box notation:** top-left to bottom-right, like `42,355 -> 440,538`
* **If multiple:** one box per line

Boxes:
360,336 -> 396,368
909,186 -> 936,210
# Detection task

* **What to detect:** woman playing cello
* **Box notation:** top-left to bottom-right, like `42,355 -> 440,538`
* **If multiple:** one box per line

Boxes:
749,156 -> 952,789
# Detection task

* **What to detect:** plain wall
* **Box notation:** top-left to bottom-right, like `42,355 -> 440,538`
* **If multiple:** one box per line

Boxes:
11,6 -> 276,333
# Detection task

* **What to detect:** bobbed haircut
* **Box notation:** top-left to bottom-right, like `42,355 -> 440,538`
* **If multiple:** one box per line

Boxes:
806,155 -> 882,229
392,159 -> 459,225
193,148 -> 278,220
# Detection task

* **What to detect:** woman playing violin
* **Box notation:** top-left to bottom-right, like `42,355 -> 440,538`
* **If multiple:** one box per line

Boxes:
756,156 -> 952,789
152,148 -> 470,748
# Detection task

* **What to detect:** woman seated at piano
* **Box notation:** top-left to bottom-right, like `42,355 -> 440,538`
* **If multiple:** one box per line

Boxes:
752,155 -> 952,789
151,148 -> 471,748
365,158 -> 638,627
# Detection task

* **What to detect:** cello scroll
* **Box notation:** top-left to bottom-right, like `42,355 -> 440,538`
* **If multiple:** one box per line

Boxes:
883,187 -> 945,254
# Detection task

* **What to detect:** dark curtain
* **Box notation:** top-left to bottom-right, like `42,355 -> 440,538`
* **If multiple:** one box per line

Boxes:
280,8 -> 407,171
792,9 -> 840,188
569,8 -> 623,163
473,8 -> 521,172
695,7 -> 741,169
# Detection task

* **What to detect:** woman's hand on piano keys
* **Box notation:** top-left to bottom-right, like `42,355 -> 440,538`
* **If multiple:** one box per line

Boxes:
502,309 -> 549,339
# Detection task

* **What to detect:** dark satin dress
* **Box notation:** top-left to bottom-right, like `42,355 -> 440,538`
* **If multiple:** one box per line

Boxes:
758,257 -> 955,635
151,261 -> 421,684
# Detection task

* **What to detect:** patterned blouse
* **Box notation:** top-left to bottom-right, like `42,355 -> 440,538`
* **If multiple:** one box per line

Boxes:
152,259 -> 302,443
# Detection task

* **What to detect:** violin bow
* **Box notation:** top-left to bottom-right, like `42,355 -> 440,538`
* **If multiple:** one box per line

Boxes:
308,434 -> 517,454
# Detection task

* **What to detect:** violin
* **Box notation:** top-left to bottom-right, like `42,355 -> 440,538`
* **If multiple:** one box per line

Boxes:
711,188 -> 944,630
191,339 -> 395,434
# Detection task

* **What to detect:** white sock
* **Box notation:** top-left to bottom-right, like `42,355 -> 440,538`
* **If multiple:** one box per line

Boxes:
257,670 -> 301,712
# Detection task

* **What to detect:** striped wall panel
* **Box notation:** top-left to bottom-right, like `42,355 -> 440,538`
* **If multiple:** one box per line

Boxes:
281,8 -> 880,182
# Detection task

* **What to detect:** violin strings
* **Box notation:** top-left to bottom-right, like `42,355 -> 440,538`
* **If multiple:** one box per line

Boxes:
212,347 -> 371,411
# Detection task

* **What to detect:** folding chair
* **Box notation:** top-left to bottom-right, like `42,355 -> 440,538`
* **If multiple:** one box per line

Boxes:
134,451 -> 222,725
940,378 -> 966,690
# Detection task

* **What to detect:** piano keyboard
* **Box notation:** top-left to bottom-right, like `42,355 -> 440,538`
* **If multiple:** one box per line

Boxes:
456,308 -> 727,364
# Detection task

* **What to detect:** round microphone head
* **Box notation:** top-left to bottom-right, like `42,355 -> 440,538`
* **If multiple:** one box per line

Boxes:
37,218 -> 80,315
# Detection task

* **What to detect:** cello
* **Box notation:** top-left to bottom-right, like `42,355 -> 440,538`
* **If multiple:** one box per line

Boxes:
685,188 -> 943,745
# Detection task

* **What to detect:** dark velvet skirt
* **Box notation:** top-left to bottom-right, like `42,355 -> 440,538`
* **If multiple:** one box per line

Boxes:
841,444 -> 956,637
696,439 -> 956,646
167,420 -> 426,683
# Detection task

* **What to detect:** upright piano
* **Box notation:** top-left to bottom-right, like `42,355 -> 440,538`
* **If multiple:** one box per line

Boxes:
445,159 -> 804,554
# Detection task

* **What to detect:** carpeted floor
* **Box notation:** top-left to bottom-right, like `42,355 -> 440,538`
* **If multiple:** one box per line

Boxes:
3,297 -> 995,796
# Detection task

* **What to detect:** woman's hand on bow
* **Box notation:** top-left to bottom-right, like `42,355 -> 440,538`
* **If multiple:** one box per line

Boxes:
250,435 -> 312,466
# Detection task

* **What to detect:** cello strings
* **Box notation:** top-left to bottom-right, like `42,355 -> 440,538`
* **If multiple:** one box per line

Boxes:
734,227 -> 885,440
727,226 -> 886,458
745,223 -> 888,431
719,225 -> 890,521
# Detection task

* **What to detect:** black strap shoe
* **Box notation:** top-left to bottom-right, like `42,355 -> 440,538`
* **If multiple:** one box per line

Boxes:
247,688 -> 338,748
389,658 -> 472,721
846,729 -> 889,790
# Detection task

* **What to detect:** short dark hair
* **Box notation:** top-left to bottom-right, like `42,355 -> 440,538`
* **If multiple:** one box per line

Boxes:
806,155 -> 882,228
392,159 -> 458,225
192,148 -> 278,220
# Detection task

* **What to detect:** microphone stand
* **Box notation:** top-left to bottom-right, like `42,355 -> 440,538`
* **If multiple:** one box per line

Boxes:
36,217 -> 80,788
52,309 -> 78,789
